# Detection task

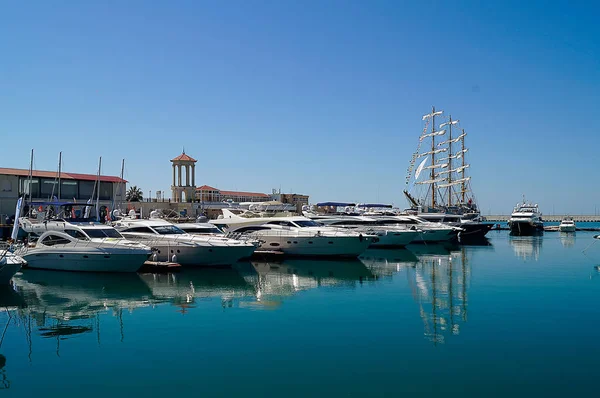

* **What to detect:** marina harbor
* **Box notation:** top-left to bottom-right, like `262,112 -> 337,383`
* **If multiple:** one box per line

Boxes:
0,1 -> 597,394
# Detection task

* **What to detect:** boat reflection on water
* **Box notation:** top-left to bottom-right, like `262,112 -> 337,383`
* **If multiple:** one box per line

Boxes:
509,235 -> 543,261
405,243 -> 473,345
138,267 -> 256,311
559,232 -> 575,248
359,249 -> 418,278
242,258 -> 375,309
4,270 -> 159,360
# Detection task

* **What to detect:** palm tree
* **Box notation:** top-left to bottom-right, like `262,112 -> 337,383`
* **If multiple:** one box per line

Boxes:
126,185 -> 143,202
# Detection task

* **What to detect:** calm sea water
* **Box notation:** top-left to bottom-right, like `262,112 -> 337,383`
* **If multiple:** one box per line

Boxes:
2,229 -> 600,397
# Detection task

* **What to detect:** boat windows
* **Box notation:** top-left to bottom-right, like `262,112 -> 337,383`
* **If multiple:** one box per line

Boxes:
82,228 -> 124,239
152,225 -> 186,235
40,234 -> 72,246
292,220 -> 322,228
266,221 -> 295,227
122,226 -> 155,234
64,229 -> 89,240
231,226 -> 270,233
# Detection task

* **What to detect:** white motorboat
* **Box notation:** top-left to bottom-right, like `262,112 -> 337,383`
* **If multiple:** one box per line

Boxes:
113,219 -> 256,266
366,215 -> 460,242
309,215 -> 419,247
0,247 -> 26,284
558,217 -> 576,233
212,209 -> 376,257
508,201 -> 544,236
16,229 -> 151,272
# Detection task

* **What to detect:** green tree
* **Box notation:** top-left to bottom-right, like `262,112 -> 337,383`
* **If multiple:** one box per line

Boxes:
126,185 -> 143,202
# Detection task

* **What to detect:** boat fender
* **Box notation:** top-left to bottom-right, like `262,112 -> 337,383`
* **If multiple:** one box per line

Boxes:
359,234 -> 363,242
172,254 -> 177,263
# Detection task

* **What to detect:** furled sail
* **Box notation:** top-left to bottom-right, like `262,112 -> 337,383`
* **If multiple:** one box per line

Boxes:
414,157 -> 428,180
438,177 -> 471,188
439,120 -> 459,128
423,162 -> 448,170
418,148 -> 447,157
437,133 -> 466,146
422,110 -> 443,120
437,164 -> 470,176
416,178 -> 446,185
420,129 -> 446,141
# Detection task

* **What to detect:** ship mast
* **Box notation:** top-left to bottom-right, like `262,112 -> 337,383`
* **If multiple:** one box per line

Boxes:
430,107 -> 437,208
461,129 -> 466,204
447,117 -> 453,207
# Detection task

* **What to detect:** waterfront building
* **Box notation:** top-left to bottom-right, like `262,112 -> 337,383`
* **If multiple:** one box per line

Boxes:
0,167 -> 125,222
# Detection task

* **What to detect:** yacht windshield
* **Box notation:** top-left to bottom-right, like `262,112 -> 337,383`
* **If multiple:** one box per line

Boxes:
82,228 -> 124,239
293,220 -> 322,228
153,225 -> 186,235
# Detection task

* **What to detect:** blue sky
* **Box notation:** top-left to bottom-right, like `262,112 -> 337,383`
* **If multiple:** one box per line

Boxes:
1,0 -> 598,214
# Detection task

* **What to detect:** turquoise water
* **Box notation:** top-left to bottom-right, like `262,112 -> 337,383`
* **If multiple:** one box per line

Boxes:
1,230 -> 600,397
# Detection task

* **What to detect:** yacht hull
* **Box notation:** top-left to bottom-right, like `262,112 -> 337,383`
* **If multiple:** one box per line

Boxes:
369,230 -> 419,247
0,263 -> 21,284
559,225 -> 576,233
149,243 -> 256,266
21,250 -> 149,272
254,234 -> 372,257
508,221 -> 544,236
457,223 -> 494,241
412,228 -> 458,243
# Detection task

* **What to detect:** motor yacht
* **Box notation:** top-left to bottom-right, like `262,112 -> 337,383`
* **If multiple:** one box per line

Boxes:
507,202 -> 544,236
308,215 -> 419,247
411,212 -> 493,241
15,228 -> 151,272
212,209 -> 376,257
558,217 -> 576,233
13,202 -> 154,272
364,215 -> 461,242
113,219 -> 256,266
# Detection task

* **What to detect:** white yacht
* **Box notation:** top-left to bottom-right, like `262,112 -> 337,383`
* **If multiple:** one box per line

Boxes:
308,215 -> 419,247
558,217 -> 576,233
212,209 -> 376,257
364,215 -> 461,242
113,219 -> 256,266
14,208 -> 154,272
16,228 -> 152,272
508,201 -> 544,236
0,247 -> 26,284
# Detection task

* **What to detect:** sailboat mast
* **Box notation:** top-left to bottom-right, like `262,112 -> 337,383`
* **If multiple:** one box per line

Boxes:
447,117 -> 453,207
57,152 -> 62,200
28,149 -> 33,199
95,157 -> 102,221
118,159 -> 125,213
430,106 -> 437,209
461,129 -> 466,204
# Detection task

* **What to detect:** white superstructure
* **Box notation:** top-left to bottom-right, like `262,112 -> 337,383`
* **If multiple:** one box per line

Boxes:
212,209 -> 376,257
113,218 -> 256,266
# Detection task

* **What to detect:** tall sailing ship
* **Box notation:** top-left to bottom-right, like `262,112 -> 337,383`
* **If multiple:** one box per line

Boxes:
404,107 -> 492,240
